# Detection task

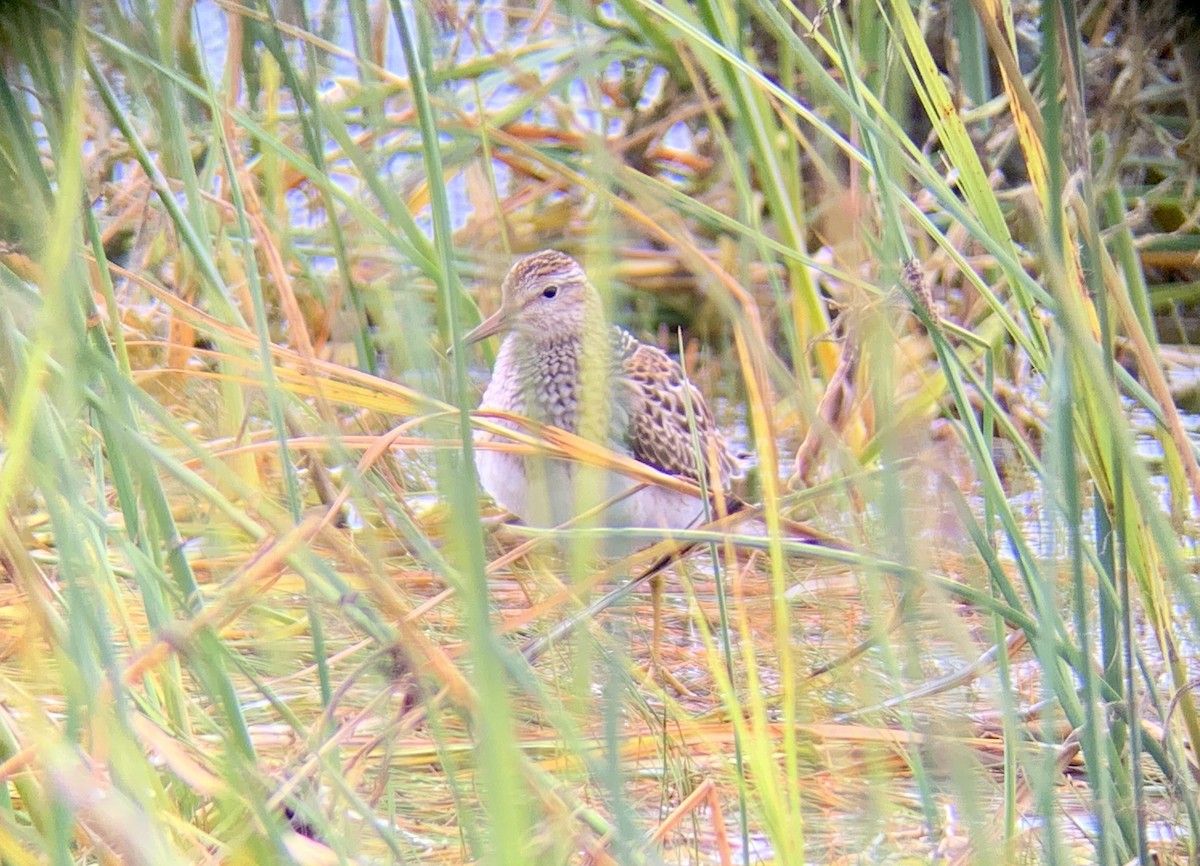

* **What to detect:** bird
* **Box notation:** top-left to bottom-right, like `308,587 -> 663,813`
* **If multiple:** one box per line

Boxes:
463,250 -> 742,530
462,249 -> 743,687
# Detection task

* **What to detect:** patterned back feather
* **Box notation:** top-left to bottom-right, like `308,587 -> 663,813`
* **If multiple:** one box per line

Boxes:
609,327 -> 742,487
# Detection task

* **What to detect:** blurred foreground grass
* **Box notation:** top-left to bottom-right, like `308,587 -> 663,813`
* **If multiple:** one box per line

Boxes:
1,0 -> 1200,863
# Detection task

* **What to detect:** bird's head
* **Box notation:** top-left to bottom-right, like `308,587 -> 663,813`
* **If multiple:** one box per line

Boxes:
463,250 -> 597,347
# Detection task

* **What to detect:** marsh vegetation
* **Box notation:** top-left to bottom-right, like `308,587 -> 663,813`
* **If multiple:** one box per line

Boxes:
1,0 -> 1199,863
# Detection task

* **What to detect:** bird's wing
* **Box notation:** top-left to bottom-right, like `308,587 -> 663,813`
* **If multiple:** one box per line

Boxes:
610,327 -> 741,486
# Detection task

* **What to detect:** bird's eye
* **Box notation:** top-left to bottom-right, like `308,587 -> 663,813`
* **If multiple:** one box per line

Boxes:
541,285 -> 559,299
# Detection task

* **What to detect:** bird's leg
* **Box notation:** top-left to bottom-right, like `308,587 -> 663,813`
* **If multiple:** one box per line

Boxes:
647,572 -> 695,697
651,572 -> 662,668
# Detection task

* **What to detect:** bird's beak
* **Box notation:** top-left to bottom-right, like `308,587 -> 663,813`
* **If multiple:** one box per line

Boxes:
461,307 -> 509,346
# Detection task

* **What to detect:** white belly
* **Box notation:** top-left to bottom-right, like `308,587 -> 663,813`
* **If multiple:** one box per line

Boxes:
475,444 -> 708,535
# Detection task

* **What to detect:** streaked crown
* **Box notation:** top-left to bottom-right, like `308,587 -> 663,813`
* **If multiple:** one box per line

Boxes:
501,250 -> 586,300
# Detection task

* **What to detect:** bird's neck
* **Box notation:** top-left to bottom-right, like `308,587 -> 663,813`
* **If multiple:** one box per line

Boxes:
509,320 -> 614,439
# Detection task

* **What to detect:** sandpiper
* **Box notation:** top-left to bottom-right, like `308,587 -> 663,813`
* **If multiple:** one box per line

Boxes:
463,250 -> 742,535
463,250 -> 742,688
